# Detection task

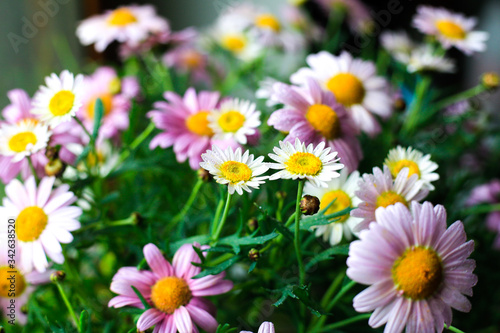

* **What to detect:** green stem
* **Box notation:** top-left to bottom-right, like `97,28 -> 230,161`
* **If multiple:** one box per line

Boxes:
27,156 -> 39,183
76,215 -> 137,233
294,180 -> 306,285
430,85 -> 486,114
172,178 -> 204,224
212,190 -> 233,242
462,203 -> 500,215
320,313 -> 371,332
54,282 -> 80,332
326,280 -> 357,312
74,117 -> 92,141
211,193 -> 225,235
117,122 -> 156,165
446,325 -> 466,333
310,272 -> 346,330
402,75 -> 432,135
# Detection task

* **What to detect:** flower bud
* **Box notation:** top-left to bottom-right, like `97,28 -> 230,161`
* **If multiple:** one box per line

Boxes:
482,72 -> 499,90
300,195 -> 320,215
275,191 -> 287,200
131,212 -> 143,226
0,326 -> 5,333
393,97 -> 406,112
45,159 -> 67,177
51,270 -> 66,283
247,218 -> 259,232
45,145 -> 61,160
21,304 -> 28,315
248,248 -> 260,262
197,168 -> 212,182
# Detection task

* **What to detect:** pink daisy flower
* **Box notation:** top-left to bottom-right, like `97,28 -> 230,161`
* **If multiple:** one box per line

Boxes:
351,166 -> 428,231
0,236 -> 54,325
77,67 -> 138,141
241,322 -> 275,333
347,202 -> 477,333
0,176 -> 82,272
467,180 -> 500,249
268,78 -> 362,172
148,88 -> 238,170
109,243 -> 233,333
0,89 -> 82,184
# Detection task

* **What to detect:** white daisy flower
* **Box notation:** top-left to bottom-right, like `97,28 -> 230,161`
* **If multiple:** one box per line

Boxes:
200,146 -> 268,195
267,138 -> 344,188
413,5 -> 489,55
32,70 -> 84,127
0,119 -> 51,162
64,140 -> 119,179
303,169 -> 362,245
384,146 -> 439,191
76,5 -> 169,52
0,176 -> 82,272
395,45 -> 456,73
208,98 -> 261,145
380,30 -> 416,57
290,51 -> 392,136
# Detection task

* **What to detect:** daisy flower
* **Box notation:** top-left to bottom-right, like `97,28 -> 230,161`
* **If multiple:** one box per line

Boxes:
303,169 -> 362,245
163,44 -> 210,85
351,166 -> 428,231
380,31 -> 416,58
209,98 -> 261,145
78,67 -> 138,141
1,176 -> 82,272
267,138 -> 344,188
0,119 -> 51,162
32,70 -> 84,127
200,146 -> 268,195
395,45 -> 456,73
241,322 -> 275,333
347,202 -> 477,333
467,180 -> 500,249
268,78 -> 362,172
76,5 -> 169,52
148,88 -> 238,170
384,146 -> 440,191
0,236 -> 54,325
109,243 -> 233,333
64,139 -> 119,178
291,51 -> 392,136
412,6 -> 489,55
315,0 -> 373,34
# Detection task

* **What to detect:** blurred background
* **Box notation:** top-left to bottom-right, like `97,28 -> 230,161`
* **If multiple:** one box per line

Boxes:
0,0 -> 499,105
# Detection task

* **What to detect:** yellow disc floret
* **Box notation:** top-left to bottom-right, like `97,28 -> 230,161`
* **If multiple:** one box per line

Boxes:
49,90 -> 76,116
0,266 -> 27,298
255,14 -> 281,32
376,191 -> 408,208
435,20 -> 466,40
8,132 -> 37,153
186,111 -> 214,137
218,111 -> 246,133
221,34 -> 247,53
392,246 -> 443,300
285,152 -> 323,176
305,104 -> 341,140
326,73 -> 365,106
220,161 -> 253,184
321,190 -> 352,222
107,8 -> 138,26
150,277 -> 192,314
388,159 -> 421,179
16,206 -> 49,242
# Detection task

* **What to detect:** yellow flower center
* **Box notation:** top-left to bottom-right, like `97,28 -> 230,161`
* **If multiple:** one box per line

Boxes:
218,111 -> 245,133
87,150 -> 105,168
285,152 -> 323,176
49,90 -> 76,116
182,50 -> 203,69
376,191 -> 408,208
8,132 -> 37,153
392,247 -> 443,300
388,159 -> 421,179
150,277 -> 192,314
0,266 -> 27,298
109,78 -> 122,95
326,73 -> 365,106
107,8 -> 138,26
221,34 -> 247,53
185,111 -> 214,137
255,14 -> 281,32
305,104 -> 341,140
321,190 -> 352,223
435,20 -> 466,40
220,161 -> 253,184
16,206 -> 48,242
87,94 -> 113,120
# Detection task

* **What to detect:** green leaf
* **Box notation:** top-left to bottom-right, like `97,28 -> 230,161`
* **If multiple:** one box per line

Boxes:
79,310 -> 91,333
92,98 -> 104,141
305,244 -> 350,271
193,255 -> 242,279
76,144 -> 92,165
216,323 -> 238,333
248,261 -> 257,273
300,207 -> 353,230
272,285 -> 327,317
169,235 -> 211,252
219,231 -> 279,254
131,286 -> 151,309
